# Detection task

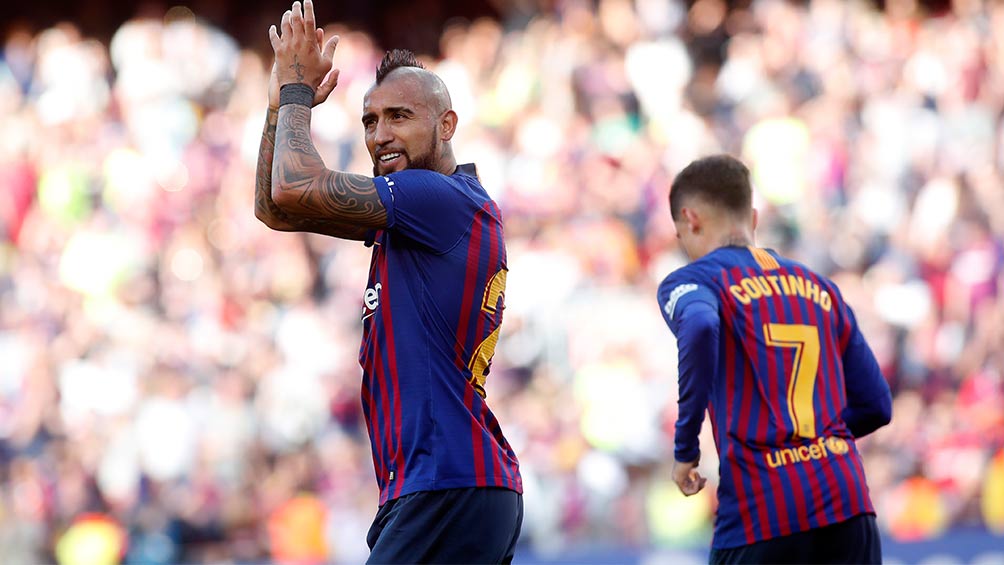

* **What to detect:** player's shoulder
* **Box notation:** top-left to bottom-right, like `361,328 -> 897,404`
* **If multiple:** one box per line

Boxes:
453,163 -> 481,183
453,163 -> 493,202
772,251 -> 838,285
659,262 -> 698,288
381,167 -> 456,189
769,249 -> 808,272
657,263 -> 722,323
657,261 -> 718,303
768,250 -> 849,309
388,163 -> 491,202
656,247 -> 766,306
662,252 -> 728,285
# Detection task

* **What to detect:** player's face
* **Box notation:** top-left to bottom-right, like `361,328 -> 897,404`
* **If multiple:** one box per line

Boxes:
362,78 -> 441,177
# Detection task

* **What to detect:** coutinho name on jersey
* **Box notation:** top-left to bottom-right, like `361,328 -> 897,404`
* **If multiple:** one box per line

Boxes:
728,274 -> 832,312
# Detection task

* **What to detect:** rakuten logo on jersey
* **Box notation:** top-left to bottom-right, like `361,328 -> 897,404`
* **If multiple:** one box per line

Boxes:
361,282 -> 382,321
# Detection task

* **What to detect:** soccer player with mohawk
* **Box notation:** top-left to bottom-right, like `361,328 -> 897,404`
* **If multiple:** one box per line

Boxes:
255,2 -> 522,562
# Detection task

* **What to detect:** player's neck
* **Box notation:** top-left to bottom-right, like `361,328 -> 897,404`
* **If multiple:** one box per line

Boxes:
689,231 -> 753,261
437,146 -> 458,176
716,231 -> 753,249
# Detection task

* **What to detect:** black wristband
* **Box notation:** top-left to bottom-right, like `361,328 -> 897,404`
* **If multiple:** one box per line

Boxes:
279,83 -> 315,108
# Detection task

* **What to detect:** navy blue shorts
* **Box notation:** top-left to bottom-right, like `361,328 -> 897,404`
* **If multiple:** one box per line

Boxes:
366,487 -> 523,564
709,513 -> 882,564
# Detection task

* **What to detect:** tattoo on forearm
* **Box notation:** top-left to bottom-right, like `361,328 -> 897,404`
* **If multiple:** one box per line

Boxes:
291,55 -> 306,83
273,104 -> 386,227
283,105 -> 314,153
255,108 -> 372,239
255,108 -> 292,222
255,109 -> 277,191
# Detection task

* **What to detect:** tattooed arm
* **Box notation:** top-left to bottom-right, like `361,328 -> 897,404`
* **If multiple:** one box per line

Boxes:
254,107 -> 300,230
270,103 -> 387,234
254,106 -> 373,240
265,2 -> 384,236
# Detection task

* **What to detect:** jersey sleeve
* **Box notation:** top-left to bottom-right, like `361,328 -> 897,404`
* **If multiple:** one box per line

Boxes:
373,169 -> 480,253
837,303 -> 892,437
657,274 -> 721,463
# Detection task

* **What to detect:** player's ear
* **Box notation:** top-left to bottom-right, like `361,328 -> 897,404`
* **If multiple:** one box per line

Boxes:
439,110 -> 458,141
682,207 -> 701,234
751,207 -> 759,232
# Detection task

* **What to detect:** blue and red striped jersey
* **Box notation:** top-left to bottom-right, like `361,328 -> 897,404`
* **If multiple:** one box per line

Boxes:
360,164 -> 522,505
657,246 -> 889,549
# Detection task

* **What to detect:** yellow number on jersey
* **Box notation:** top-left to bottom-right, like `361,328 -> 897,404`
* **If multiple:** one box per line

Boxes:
763,323 -> 821,439
468,268 -> 507,397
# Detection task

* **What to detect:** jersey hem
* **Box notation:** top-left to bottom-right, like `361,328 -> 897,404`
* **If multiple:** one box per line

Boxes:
379,476 -> 524,503
710,510 -> 876,549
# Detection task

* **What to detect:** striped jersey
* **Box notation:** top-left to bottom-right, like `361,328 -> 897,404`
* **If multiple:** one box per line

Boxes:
657,246 -> 882,549
361,164 -> 522,505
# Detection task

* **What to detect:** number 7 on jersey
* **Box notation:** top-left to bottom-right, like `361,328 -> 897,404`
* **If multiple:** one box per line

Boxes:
763,323 -> 821,439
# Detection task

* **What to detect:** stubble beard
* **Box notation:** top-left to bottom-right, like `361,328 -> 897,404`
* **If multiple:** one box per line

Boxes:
372,137 -> 440,176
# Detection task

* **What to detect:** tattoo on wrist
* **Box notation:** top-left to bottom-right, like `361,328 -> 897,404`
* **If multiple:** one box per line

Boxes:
281,105 -> 314,152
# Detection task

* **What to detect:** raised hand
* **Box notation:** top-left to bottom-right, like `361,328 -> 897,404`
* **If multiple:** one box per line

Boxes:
268,51 -> 340,109
268,0 -> 340,95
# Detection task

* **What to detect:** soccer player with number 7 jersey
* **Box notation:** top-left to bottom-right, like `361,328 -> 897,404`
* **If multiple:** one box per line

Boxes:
656,155 -> 892,564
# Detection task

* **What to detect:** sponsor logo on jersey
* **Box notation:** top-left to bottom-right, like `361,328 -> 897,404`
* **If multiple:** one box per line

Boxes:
664,283 -> 699,320
362,282 -> 382,321
765,436 -> 850,469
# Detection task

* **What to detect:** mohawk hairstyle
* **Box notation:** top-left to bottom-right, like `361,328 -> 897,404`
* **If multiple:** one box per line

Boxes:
376,49 -> 425,83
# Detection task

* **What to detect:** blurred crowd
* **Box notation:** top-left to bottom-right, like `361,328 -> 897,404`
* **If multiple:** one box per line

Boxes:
1,0 -> 1003,563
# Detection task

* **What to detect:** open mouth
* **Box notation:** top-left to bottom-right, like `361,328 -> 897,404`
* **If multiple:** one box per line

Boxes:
378,152 -> 404,167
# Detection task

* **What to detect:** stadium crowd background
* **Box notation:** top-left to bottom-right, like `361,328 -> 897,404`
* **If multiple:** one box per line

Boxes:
1,0 -> 1003,563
